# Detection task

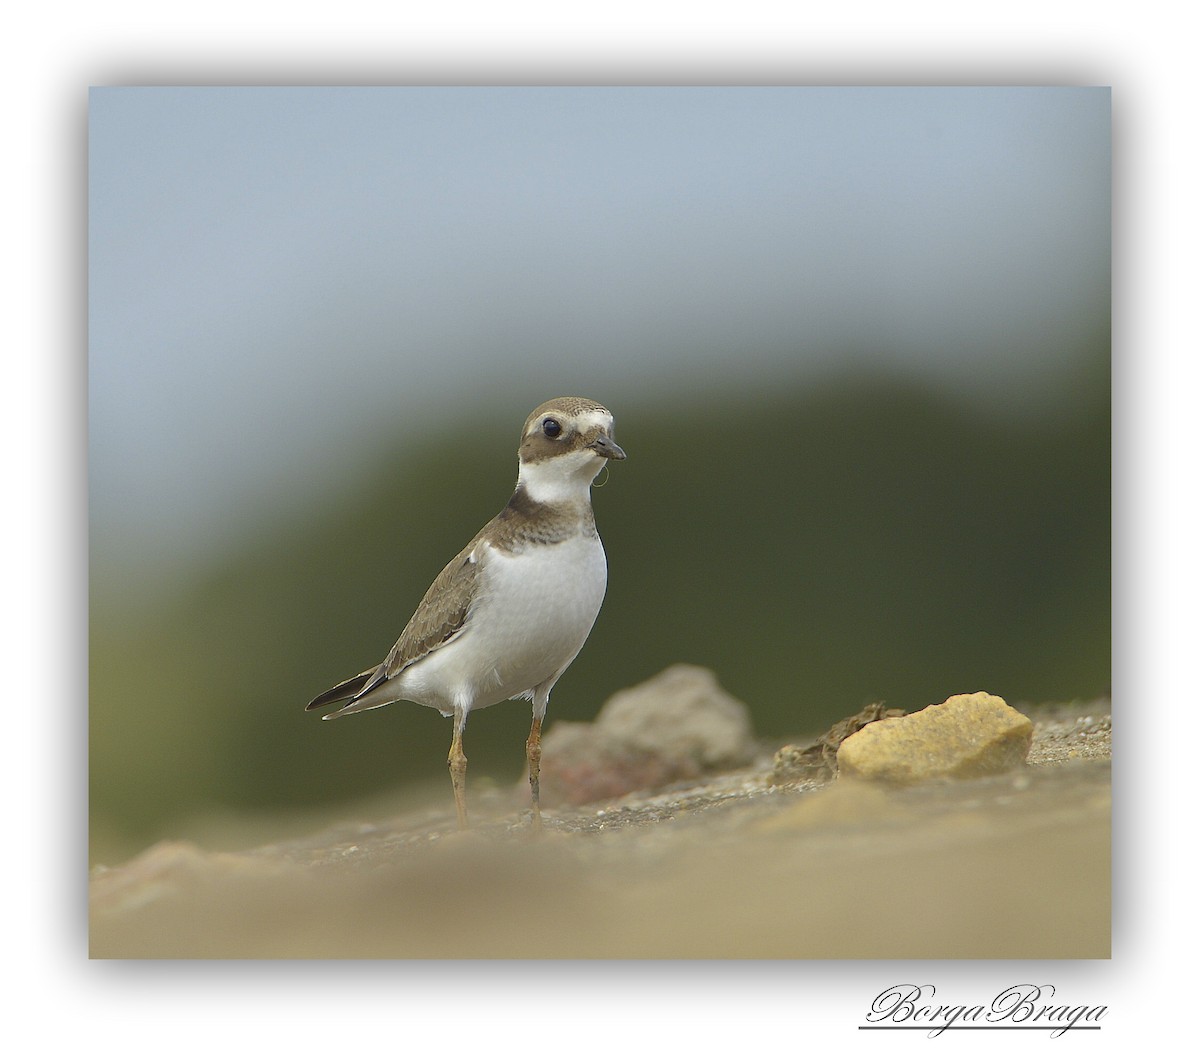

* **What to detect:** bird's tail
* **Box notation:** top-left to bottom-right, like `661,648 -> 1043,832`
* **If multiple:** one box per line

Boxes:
305,669 -> 376,714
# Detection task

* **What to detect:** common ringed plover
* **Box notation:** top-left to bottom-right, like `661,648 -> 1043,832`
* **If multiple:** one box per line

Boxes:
306,396 -> 626,829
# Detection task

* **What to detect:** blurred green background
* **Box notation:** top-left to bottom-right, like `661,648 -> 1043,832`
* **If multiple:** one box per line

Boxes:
89,88 -> 1109,863
90,358 -> 1109,863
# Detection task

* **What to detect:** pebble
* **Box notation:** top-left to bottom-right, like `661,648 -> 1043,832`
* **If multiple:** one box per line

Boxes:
837,691 -> 1033,784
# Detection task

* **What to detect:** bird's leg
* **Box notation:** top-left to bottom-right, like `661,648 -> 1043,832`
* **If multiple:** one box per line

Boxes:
448,710 -> 468,830
526,715 -> 543,830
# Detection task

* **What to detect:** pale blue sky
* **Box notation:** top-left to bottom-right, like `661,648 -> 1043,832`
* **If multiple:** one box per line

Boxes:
89,87 -> 1109,589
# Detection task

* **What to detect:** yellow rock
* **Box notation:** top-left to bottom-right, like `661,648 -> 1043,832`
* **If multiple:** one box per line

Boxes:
837,691 -> 1033,784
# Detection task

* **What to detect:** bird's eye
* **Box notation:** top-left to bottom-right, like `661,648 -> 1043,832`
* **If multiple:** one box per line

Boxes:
542,418 -> 563,438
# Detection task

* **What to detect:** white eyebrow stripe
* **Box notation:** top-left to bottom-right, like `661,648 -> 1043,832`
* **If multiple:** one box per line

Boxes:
572,410 -> 614,433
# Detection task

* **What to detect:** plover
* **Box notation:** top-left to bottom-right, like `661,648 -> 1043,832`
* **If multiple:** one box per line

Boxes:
307,396 -> 626,829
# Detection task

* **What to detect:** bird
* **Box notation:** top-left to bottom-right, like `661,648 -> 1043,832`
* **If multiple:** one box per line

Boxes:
306,396 -> 626,830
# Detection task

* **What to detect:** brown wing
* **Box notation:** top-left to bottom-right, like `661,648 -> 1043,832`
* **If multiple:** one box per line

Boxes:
306,526 -> 488,714
352,537 -> 484,697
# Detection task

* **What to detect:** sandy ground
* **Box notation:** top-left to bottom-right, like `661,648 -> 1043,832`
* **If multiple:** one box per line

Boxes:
89,700 -> 1110,959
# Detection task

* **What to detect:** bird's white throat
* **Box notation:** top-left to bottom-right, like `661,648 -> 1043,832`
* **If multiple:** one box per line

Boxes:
516,450 -> 606,505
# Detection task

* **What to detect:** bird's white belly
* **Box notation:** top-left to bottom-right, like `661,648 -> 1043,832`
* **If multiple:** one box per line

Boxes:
400,535 -> 608,715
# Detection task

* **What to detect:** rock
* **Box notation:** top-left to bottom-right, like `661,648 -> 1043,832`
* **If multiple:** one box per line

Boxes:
532,722 -> 678,807
769,702 -> 907,784
597,665 -> 755,766
538,665 -> 756,806
836,691 -> 1033,784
